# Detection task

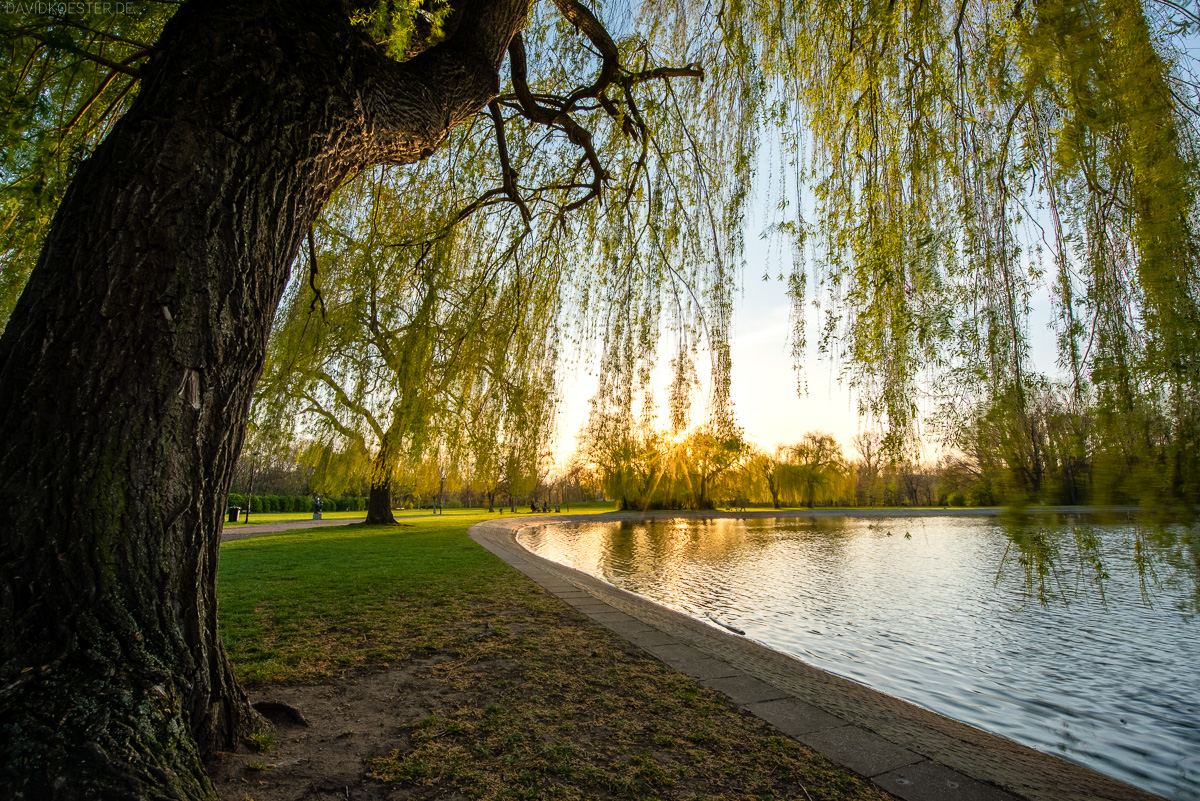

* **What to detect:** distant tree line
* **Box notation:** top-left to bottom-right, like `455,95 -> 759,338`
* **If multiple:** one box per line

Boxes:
233,374 -> 1198,514
582,401 -> 1198,511
226,438 -> 605,514
928,377 -> 1200,508
226,494 -> 367,514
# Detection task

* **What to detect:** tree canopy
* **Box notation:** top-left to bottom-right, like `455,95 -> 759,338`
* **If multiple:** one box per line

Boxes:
5,0 -> 1199,467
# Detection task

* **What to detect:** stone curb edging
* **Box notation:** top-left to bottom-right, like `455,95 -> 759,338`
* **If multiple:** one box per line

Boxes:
469,513 -> 1163,801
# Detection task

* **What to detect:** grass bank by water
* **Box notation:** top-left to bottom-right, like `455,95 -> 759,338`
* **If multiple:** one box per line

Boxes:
216,511 -> 892,800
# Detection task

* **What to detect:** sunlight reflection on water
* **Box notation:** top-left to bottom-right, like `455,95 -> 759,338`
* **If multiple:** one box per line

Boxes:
519,515 -> 1200,800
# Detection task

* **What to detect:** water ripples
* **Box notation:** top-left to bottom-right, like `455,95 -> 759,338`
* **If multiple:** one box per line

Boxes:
520,516 -> 1200,800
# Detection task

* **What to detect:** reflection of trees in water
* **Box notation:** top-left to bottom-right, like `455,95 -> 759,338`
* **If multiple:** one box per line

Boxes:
1141,524 -> 1200,614
596,517 -> 858,587
999,516 -> 1200,615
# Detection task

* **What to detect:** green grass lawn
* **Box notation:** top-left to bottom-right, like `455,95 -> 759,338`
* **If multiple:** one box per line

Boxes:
218,511 -> 531,682
216,510 -> 890,800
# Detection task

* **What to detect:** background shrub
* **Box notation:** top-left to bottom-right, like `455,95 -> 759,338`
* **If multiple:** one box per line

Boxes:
225,494 -> 368,515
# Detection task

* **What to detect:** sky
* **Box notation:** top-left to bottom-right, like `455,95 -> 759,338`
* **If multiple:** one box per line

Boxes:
550,268 -> 863,464
726,266 -> 862,451
549,210 -> 867,466
548,201 -> 1067,469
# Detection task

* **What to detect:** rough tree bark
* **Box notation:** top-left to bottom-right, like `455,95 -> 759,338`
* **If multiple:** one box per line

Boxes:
365,437 -> 399,525
0,0 -> 527,797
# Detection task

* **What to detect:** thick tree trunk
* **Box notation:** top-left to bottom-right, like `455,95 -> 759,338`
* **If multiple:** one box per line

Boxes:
366,482 -> 398,524
766,473 -> 780,508
0,0 -> 526,797
365,443 -> 398,525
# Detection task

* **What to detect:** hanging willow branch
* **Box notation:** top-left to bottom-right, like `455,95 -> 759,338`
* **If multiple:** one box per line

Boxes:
307,227 -> 326,318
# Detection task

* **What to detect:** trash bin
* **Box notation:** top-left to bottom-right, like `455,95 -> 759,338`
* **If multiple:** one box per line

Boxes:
227,506 -> 241,523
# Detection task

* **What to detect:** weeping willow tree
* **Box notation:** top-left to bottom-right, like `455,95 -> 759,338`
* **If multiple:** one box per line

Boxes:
740,0 -> 1200,499
778,433 -> 851,507
722,435 -> 852,507
579,0 -> 1200,503
582,423 -> 751,509
1,0 -> 1198,797
0,5 -> 168,328
247,0 -> 753,525
254,163 -> 564,524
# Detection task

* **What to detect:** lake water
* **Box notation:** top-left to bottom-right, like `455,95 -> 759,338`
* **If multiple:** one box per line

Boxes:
519,515 -> 1200,800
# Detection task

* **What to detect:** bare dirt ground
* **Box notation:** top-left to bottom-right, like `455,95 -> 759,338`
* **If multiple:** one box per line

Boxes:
208,661 -> 451,801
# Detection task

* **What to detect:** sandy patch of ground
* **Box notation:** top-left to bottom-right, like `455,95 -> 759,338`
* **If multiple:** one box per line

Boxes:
208,662 -> 448,801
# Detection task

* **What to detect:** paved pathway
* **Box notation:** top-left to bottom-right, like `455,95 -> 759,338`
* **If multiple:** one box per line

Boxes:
470,511 -> 1161,801
220,515 -> 368,541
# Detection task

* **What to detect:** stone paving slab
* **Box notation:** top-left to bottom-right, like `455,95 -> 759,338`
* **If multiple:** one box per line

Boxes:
876,761 -> 1019,801
560,594 -> 606,606
642,642 -> 710,663
702,674 -> 792,705
799,724 -> 924,777
585,613 -> 643,633
540,584 -> 583,596
622,629 -> 681,648
744,697 -> 845,737
670,656 -> 741,681
469,517 -> 1163,801
641,643 -> 745,682
584,610 -> 639,625
567,602 -> 612,614
600,619 -> 657,636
